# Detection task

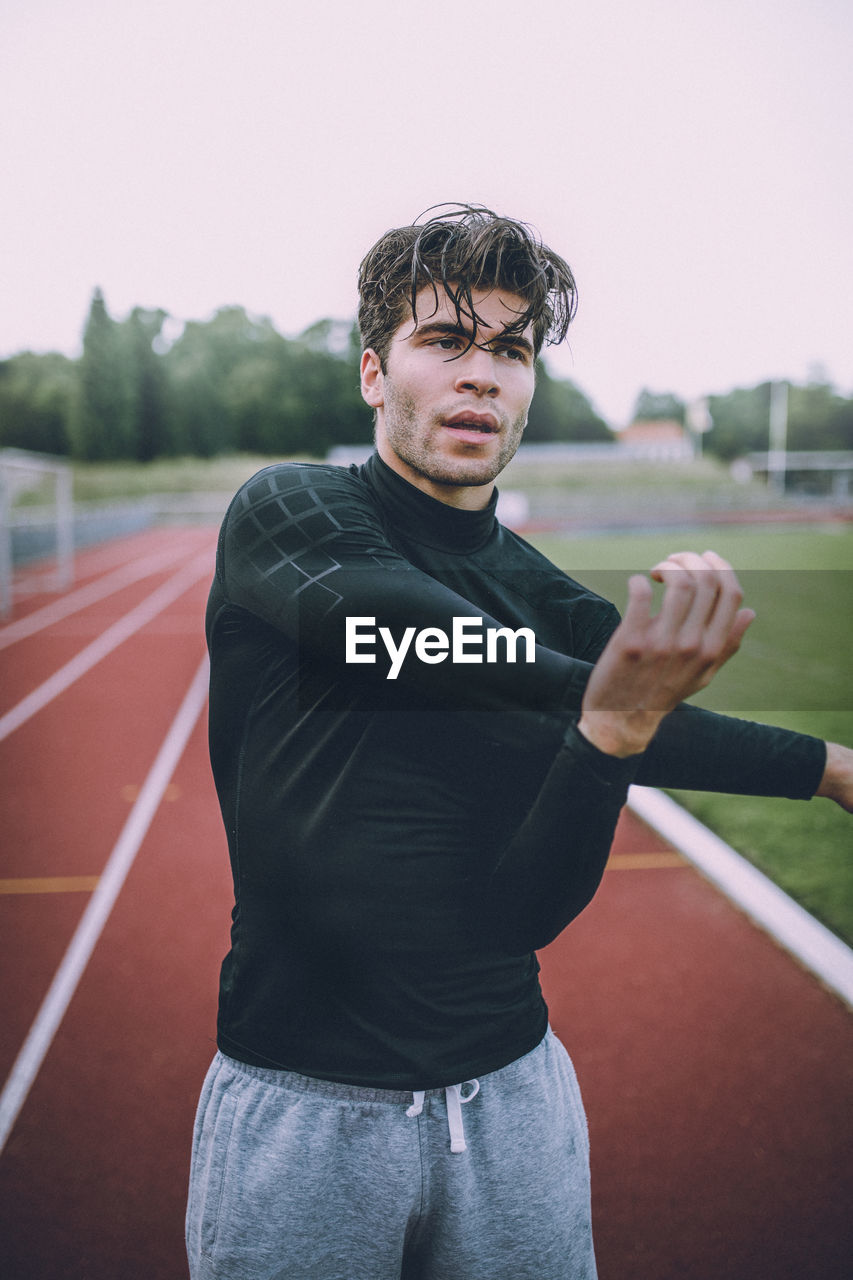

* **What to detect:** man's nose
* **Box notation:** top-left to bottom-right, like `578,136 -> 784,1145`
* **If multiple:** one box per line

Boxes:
453,347 -> 500,397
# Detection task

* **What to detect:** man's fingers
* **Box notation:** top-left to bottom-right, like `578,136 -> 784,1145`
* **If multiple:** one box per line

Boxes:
619,555 -> 750,672
582,563 -> 754,756
650,549 -> 737,581
649,550 -> 711,581
612,573 -> 650,645
649,550 -> 746,660
718,606 -> 756,661
691,555 -> 746,659
622,573 -> 655,628
693,607 -> 756,690
650,553 -> 716,647
661,569 -> 717,640
701,549 -> 735,571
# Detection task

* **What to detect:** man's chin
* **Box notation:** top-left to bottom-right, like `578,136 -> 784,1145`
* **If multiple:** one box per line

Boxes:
384,433 -> 520,495
429,440 -> 515,485
420,460 -> 501,489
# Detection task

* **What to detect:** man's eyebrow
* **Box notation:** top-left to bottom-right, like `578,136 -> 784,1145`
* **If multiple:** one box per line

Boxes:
412,320 -> 474,341
413,320 -> 534,355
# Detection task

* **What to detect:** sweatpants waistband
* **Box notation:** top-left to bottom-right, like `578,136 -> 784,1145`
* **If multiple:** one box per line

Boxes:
214,1031 -> 555,1154
213,1055 -> 452,1106
215,1029 -> 553,1105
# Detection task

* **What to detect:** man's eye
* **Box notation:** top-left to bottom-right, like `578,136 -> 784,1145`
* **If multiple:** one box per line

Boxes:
435,336 -> 461,350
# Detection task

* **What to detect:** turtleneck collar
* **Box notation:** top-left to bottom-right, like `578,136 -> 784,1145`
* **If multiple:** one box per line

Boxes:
360,452 -> 499,555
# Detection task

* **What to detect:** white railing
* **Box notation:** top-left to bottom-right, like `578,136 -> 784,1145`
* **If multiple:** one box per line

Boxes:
0,449 -> 74,619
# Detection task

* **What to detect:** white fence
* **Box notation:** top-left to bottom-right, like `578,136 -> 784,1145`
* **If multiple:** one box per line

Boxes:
0,449 -> 74,618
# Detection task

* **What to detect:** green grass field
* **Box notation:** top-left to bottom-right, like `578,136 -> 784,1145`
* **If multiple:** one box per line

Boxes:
530,526 -> 853,946
68,454 -> 284,502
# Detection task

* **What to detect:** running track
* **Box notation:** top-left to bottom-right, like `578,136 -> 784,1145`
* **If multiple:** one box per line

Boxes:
0,526 -> 851,1279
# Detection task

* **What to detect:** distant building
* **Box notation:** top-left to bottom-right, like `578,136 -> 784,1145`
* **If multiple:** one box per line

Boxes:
617,419 -> 694,460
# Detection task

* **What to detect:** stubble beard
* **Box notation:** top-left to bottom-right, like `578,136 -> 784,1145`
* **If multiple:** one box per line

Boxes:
382,382 -> 527,490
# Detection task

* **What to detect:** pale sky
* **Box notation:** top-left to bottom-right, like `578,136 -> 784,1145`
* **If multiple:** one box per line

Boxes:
3,0 -> 852,426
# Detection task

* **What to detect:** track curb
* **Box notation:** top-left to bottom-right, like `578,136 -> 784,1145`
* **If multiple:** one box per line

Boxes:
627,785 -> 853,1011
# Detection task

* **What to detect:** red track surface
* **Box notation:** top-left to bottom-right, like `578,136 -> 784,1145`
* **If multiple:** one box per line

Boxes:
1,527 -> 851,1279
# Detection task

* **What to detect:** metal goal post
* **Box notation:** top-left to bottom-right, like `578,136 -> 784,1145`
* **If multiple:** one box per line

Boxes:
0,448 -> 74,619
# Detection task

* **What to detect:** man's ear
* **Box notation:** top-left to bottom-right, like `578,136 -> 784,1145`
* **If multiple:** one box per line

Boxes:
360,349 -> 384,409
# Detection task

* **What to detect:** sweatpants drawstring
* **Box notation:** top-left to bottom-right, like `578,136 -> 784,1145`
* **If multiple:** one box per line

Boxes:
406,1080 -> 480,1153
445,1080 -> 480,1152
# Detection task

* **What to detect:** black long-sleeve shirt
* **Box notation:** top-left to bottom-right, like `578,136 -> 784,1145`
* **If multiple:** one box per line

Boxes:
206,453 -> 826,1089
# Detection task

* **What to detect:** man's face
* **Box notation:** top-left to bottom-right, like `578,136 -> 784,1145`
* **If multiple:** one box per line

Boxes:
360,286 -> 536,508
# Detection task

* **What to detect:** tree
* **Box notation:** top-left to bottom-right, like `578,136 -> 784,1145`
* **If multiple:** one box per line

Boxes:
630,389 -> 685,423
164,310 -> 373,458
0,352 -> 75,454
222,345 -> 299,454
287,320 -> 372,453
701,383 -> 771,461
525,362 -> 612,442
68,288 -> 133,460
122,307 -> 174,460
162,307 -> 272,456
787,381 -> 853,452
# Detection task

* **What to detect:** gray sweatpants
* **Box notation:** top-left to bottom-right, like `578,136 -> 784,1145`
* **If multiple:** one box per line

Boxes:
185,1028 -> 597,1279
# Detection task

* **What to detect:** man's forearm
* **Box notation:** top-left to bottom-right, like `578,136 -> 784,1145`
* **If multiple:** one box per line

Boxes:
635,703 -> 826,799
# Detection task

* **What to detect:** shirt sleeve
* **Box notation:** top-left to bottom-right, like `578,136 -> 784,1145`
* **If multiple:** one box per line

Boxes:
637,703 -> 827,798
480,722 -> 642,953
218,462 -> 827,799
475,711 -> 824,956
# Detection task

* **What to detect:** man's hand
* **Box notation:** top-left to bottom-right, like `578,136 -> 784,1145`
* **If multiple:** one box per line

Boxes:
578,551 -> 756,758
815,742 -> 853,812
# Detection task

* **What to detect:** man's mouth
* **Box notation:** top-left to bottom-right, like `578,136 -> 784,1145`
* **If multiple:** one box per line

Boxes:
443,412 -> 499,439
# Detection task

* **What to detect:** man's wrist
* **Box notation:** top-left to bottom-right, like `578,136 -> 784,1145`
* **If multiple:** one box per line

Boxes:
814,741 -> 853,811
577,711 -> 656,759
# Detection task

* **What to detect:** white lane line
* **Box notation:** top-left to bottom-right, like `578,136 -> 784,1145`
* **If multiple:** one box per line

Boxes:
0,542 -> 206,650
0,552 -> 211,742
627,785 -> 853,1009
0,654 -> 210,1156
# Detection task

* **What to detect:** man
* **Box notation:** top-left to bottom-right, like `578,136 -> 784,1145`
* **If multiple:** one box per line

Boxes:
186,205 -> 852,1279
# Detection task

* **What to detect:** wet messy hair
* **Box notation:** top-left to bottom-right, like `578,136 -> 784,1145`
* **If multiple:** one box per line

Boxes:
357,203 -> 578,369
